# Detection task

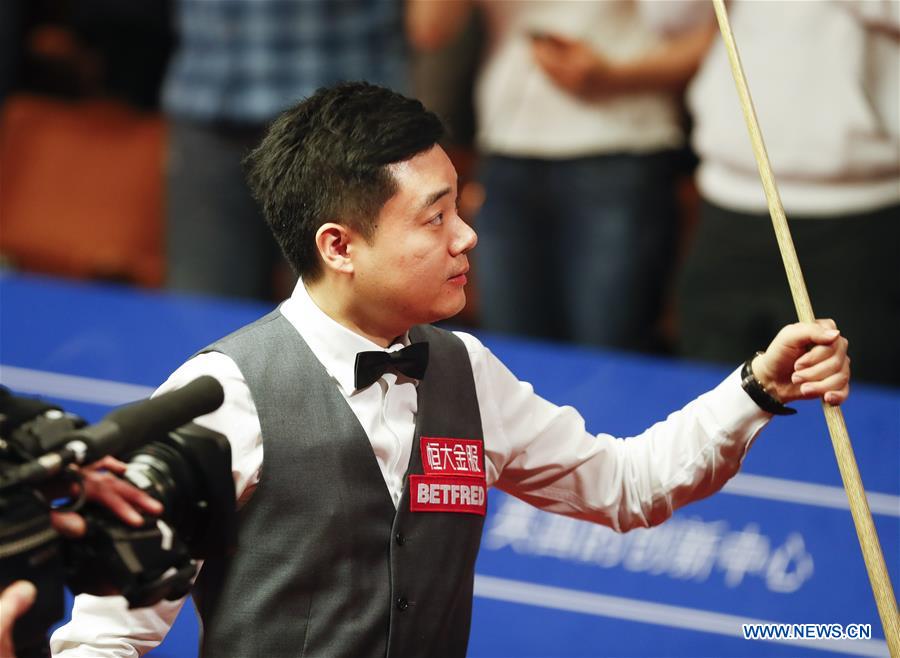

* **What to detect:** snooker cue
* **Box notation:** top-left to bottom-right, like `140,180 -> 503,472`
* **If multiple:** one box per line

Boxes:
710,1 -> 899,653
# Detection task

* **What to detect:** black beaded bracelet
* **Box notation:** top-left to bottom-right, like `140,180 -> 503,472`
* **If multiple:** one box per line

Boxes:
740,353 -> 797,416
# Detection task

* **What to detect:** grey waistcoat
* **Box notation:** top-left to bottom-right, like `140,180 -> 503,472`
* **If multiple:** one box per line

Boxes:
191,311 -> 486,658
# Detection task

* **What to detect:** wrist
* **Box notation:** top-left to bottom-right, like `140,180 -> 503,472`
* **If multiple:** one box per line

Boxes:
743,353 -> 796,416
751,352 -> 794,402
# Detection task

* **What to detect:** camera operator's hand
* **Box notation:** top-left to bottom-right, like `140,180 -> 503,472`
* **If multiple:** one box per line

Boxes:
0,581 -> 36,658
51,456 -> 164,537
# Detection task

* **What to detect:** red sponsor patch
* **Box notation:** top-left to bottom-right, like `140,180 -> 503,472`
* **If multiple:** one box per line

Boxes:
420,437 -> 484,478
409,474 -> 487,516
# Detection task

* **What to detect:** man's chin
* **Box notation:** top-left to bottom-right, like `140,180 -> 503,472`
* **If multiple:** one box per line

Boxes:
428,293 -> 467,324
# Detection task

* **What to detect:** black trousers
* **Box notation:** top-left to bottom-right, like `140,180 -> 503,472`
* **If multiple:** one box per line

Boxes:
677,200 -> 900,387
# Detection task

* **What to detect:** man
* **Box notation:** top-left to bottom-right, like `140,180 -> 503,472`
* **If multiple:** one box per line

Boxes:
52,83 -> 850,657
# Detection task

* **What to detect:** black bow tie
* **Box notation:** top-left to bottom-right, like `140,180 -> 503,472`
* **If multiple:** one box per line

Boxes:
354,342 -> 429,390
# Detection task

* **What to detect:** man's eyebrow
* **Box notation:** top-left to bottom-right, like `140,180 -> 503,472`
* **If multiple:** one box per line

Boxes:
419,186 -> 453,212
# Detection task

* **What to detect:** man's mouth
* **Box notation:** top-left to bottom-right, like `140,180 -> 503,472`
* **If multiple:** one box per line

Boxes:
448,268 -> 469,285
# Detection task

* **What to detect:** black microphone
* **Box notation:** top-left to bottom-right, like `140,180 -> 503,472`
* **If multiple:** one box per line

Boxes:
75,375 -> 225,463
0,376 -> 225,489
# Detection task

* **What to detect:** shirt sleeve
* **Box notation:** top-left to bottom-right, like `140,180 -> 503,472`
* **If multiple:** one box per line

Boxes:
51,352 -> 263,657
456,332 -> 771,533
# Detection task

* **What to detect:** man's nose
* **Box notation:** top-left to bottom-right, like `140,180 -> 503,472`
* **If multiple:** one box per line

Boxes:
452,216 -> 478,255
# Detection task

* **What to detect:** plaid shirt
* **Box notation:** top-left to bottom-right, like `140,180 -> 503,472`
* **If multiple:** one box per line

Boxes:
162,0 -> 407,123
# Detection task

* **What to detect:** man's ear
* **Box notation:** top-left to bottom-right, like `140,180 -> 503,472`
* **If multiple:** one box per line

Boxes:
315,222 -> 356,274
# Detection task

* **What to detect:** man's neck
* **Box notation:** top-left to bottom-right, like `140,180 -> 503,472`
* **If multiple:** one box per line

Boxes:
305,279 -> 405,348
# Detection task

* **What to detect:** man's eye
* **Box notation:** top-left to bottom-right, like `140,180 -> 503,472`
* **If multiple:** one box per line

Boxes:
430,213 -> 444,226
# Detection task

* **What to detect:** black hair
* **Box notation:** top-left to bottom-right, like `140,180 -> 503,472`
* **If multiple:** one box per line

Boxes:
244,82 -> 445,281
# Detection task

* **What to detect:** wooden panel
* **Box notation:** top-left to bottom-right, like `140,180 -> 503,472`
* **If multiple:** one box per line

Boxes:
0,94 -> 165,286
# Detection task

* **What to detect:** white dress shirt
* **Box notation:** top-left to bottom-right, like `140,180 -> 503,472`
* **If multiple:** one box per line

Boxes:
51,281 -> 770,657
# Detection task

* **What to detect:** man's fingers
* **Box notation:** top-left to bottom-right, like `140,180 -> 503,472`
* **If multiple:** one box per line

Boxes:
90,483 -> 145,526
106,477 -> 163,519
83,472 -> 162,526
798,367 -> 851,404
532,32 -> 574,49
1,580 -> 37,658
792,353 -> 844,384
85,455 -> 128,474
533,40 -> 575,75
797,322 -> 840,346
0,580 -> 37,627
84,470 -> 162,511
824,388 -> 850,406
792,336 -> 848,380
794,344 -> 832,369
531,43 -> 554,73
1,581 -> 37,658
777,321 -> 840,351
808,325 -> 841,345
533,43 -> 564,76
50,511 -> 87,538
115,479 -> 164,514
795,336 -> 848,370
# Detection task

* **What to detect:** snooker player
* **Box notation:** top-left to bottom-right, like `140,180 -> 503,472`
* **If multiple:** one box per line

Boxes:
51,83 -> 850,658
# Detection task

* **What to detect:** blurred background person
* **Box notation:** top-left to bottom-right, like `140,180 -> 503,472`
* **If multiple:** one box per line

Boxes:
163,0 -> 408,300
643,0 -> 899,386
408,0 -> 715,353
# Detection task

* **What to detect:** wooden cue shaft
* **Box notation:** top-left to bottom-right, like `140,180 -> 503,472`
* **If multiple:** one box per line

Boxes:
710,1 -> 899,653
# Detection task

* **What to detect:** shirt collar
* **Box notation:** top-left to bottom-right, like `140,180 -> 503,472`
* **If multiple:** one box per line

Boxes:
279,279 -> 411,396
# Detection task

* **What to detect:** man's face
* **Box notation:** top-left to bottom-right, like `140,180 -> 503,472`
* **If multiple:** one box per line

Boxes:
350,144 -> 477,332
